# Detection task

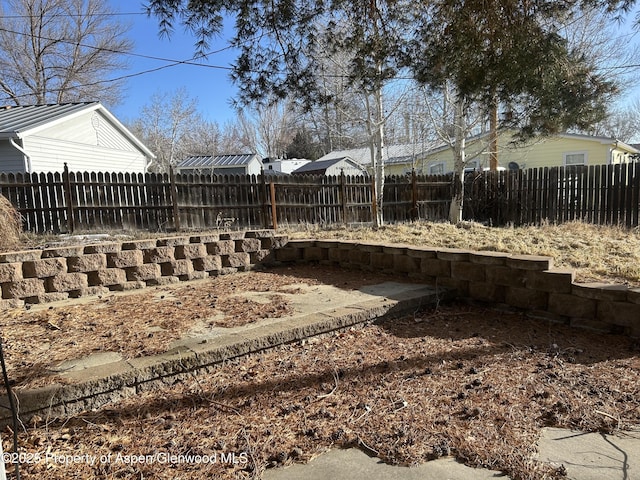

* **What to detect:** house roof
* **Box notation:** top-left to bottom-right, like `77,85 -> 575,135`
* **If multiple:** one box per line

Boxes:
317,143 -> 435,166
0,102 -> 155,158
177,153 -> 261,169
292,157 -> 364,174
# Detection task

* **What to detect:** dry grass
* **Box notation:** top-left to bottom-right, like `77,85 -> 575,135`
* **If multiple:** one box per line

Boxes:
285,221 -> 640,287
0,194 -> 22,251
10,303 -> 639,480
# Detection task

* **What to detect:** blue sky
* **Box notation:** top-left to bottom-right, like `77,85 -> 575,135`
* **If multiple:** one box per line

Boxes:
108,1 -> 240,125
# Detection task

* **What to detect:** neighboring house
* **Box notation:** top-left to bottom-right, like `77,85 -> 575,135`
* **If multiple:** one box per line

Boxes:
316,144 -> 432,173
291,157 -> 368,176
384,132 -> 640,176
262,157 -> 310,174
176,153 -> 263,176
0,102 -> 155,174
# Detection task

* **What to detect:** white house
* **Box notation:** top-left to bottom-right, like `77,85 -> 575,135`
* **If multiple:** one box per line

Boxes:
176,153 -> 263,176
262,157 -> 310,174
291,157 -> 368,176
0,102 -> 155,174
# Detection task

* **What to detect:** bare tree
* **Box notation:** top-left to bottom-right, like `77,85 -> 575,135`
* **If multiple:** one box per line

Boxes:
129,88 -> 204,173
237,102 -> 294,158
0,0 -> 132,106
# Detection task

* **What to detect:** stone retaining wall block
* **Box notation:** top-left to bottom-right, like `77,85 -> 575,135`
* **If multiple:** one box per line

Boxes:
451,262 -> 486,282
548,293 -> 596,318
126,264 -> 162,282
506,255 -> 553,271
597,301 -> 640,327
469,281 -> 505,303
41,246 -> 84,258
193,256 -> 222,272
84,243 -> 121,254
485,265 -> 527,287
88,268 -> 127,287
67,254 -> 107,273
505,287 -> 548,310
23,258 -> 66,278
46,273 -> 89,292
235,238 -> 262,253
223,253 -> 251,268
420,258 -> 451,277
526,269 -> 575,294
174,244 -> 207,260
143,247 -> 175,264
3,278 -> 46,299
0,263 -> 22,283
207,240 -> 235,256
107,250 -> 143,268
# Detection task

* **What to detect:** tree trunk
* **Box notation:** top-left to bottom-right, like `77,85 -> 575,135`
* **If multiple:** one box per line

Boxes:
449,94 -> 467,224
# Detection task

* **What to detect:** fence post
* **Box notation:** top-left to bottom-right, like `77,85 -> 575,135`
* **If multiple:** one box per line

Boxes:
62,163 -> 75,233
339,171 -> 347,224
260,168 -> 270,229
269,181 -> 277,230
169,167 -> 181,232
370,174 -> 378,225
411,169 -> 418,220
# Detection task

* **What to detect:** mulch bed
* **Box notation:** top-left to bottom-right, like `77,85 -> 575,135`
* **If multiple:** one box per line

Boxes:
4,301 -> 639,480
0,266 -> 405,389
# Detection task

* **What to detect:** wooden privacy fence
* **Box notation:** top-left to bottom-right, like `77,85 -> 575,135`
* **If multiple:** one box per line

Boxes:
465,163 -> 640,227
0,165 -> 452,233
1,163 -> 639,233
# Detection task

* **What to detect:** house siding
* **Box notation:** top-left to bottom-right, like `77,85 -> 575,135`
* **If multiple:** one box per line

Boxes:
385,134 -> 636,176
22,136 -> 147,173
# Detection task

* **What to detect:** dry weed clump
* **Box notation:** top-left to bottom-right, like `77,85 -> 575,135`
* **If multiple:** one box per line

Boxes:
9,305 -> 639,480
285,221 -> 640,286
0,194 -> 22,251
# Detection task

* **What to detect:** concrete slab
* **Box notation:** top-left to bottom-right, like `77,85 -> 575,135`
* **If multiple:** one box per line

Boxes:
262,448 -> 507,480
536,427 -> 640,480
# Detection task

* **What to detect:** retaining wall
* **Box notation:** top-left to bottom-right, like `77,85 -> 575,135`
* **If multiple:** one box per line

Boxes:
275,240 -> 640,337
0,230 -> 287,308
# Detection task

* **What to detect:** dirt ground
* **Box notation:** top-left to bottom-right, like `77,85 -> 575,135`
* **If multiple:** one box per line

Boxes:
0,266 -> 398,389
1,265 -> 638,480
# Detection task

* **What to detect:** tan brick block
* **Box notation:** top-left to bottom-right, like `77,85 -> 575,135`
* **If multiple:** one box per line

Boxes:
235,238 -> 262,253
393,255 -> 419,273
67,254 -> 107,273
207,240 -> 235,256
41,246 -> 84,258
83,243 -> 121,254
371,252 -> 394,270
451,262 -> 486,282
261,235 -> 288,249
3,278 -> 45,298
223,253 -> 250,268
156,236 -> 190,247
597,301 -> 640,327
421,258 -> 451,277
143,247 -> 175,264
275,247 -> 301,262
0,263 -> 22,283
250,250 -> 274,264
126,264 -> 162,282
88,268 -> 127,286
469,282 -> 505,303
486,265 -> 527,287
469,251 -> 510,265
175,244 -> 207,259
0,250 -> 41,262
505,287 -> 548,310
193,256 -> 222,272
526,269 -> 575,294
46,273 -> 88,292
161,260 -> 194,277
548,293 -> 596,318
506,255 -> 553,271
23,258 -> 66,278
107,250 -> 143,268
26,292 -> 70,304
304,247 -> 328,262
122,239 -> 157,250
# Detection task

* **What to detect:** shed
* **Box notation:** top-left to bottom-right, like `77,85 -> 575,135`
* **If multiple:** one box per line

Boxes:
0,102 -> 155,174
291,157 -> 367,176
176,153 -> 263,176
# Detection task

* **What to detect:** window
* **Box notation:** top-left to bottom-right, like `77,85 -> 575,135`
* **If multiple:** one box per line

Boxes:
564,152 -> 587,166
429,162 -> 445,175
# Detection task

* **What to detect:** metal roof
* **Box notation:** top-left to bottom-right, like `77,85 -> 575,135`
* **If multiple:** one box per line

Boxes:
292,157 -> 365,174
0,102 -> 98,136
177,153 -> 260,168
